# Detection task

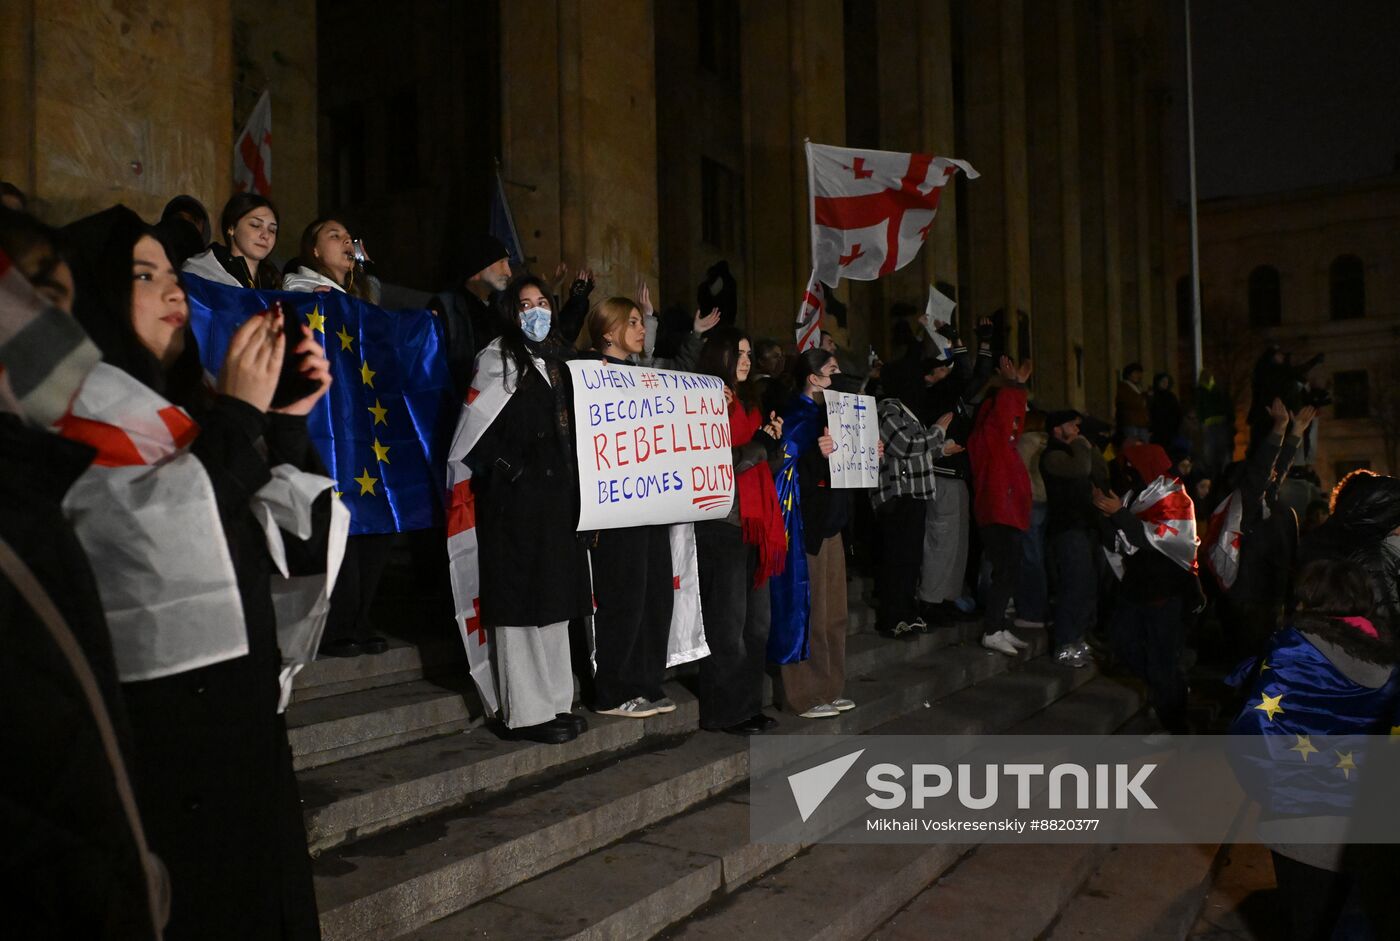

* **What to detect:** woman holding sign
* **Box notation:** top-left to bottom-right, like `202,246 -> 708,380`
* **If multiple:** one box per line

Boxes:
583,297 -> 680,718
694,328 -> 787,734
771,348 -> 875,719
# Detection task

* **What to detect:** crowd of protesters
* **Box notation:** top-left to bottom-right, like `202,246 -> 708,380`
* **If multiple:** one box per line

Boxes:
3,178 -> 1398,941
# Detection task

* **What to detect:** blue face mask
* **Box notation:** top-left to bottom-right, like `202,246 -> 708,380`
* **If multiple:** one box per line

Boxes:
520,306 -> 551,343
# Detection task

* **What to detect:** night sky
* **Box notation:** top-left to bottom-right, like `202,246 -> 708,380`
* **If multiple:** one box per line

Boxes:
1167,0 -> 1400,202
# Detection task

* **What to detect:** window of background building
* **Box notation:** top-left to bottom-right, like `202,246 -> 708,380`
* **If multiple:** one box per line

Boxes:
697,0 -> 739,78
701,157 -> 740,252
1247,265 -> 1281,326
1332,369 -> 1370,419
1329,254 -> 1365,320
386,87 -> 421,191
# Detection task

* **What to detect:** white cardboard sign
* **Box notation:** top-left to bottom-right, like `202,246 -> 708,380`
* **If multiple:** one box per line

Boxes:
569,359 -> 736,530
825,391 -> 879,488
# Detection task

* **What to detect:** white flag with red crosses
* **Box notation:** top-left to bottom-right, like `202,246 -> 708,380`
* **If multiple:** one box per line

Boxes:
807,142 -> 977,289
795,271 -> 824,352
234,89 -> 272,197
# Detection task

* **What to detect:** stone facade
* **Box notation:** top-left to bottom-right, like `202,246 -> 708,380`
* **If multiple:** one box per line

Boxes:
1175,176 -> 1400,484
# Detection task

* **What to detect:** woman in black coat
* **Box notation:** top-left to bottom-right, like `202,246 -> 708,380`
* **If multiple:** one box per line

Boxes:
465,273 -> 592,744
65,206 -> 332,940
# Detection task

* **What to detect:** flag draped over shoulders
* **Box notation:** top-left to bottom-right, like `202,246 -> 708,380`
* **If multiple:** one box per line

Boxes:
183,274 -> 454,536
768,395 -> 824,665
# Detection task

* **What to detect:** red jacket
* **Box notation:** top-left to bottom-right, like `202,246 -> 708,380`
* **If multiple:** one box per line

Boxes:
969,385 -> 1031,530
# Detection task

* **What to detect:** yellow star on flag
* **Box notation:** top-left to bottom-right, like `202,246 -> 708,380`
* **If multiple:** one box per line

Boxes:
1289,734 -> 1318,762
1335,750 -> 1356,780
367,398 -> 389,426
306,306 -> 326,334
336,324 -> 355,351
360,360 -> 376,388
1391,725 -> 1400,738
371,438 -> 391,464
354,468 -> 378,496
332,490 -> 342,500
1259,660 -> 1271,672
1254,692 -> 1285,721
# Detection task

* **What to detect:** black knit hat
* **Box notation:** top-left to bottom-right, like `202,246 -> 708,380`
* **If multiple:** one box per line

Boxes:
460,234 -> 510,282
1046,409 -> 1082,430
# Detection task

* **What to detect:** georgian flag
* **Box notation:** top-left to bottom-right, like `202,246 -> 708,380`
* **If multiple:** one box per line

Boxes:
1104,475 -> 1200,580
1203,490 -> 1244,590
795,271 -> 824,352
807,142 -> 977,289
234,89 -> 272,197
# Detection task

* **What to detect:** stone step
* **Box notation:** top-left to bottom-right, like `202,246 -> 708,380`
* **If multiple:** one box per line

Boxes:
665,674 -> 1144,941
408,663 -> 1129,941
293,632 -> 465,704
1046,842 -> 1232,941
313,637 -> 1050,940
297,625 -> 977,853
287,676 -> 484,771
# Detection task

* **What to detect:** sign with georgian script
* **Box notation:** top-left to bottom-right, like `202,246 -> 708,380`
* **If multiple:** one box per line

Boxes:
825,391 -> 879,488
569,360 -> 736,530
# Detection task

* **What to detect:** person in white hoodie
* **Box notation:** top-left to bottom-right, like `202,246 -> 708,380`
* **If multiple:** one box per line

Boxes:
282,215 -> 377,302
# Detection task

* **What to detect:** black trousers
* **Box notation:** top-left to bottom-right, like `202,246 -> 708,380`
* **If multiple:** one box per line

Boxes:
1110,595 -> 1188,732
591,524 -> 674,710
876,497 -> 927,630
323,533 -> 395,643
695,521 -> 771,729
1270,851 -> 1354,941
979,523 -> 1024,634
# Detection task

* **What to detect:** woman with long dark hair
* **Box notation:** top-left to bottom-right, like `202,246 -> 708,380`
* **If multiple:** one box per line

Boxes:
460,273 -> 592,744
183,192 -> 283,290
283,215 -> 376,301
693,327 -> 786,733
62,205 -> 332,939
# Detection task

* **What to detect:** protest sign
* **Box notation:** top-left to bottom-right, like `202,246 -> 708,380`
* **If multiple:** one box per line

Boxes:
825,391 -> 879,488
570,359 -> 736,530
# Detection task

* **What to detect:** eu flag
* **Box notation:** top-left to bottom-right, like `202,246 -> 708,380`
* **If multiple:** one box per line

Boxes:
183,274 -> 454,536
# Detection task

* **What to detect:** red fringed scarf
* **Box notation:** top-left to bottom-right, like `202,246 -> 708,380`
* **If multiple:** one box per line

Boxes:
730,398 -> 787,587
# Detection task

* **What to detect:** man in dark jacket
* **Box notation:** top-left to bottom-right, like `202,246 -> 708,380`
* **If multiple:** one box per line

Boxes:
1041,410 -> 1097,667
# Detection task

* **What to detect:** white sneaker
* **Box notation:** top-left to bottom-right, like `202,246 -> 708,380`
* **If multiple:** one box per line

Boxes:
799,703 -> 840,719
981,631 -> 1018,656
650,697 -> 677,714
596,697 -> 659,718
831,698 -> 856,712
1056,645 -> 1089,668
1003,631 -> 1030,650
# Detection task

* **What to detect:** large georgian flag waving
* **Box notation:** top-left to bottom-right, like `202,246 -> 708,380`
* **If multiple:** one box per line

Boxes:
807,142 -> 977,288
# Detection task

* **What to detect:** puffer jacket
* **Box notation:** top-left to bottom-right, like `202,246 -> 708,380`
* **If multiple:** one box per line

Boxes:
968,384 -> 1030,531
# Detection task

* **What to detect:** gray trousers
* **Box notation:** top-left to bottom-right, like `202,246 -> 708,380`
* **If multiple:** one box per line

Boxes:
918,478 -> 969,604
495,621 -> 574,728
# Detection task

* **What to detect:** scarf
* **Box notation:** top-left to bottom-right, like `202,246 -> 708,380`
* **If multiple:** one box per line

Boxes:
729,398 -> 786,587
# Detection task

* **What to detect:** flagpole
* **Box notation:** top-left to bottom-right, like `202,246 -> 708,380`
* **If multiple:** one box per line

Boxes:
1185,0 -> 1204,381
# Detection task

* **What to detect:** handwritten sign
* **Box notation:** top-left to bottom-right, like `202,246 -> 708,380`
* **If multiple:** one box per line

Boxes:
569,360 -> 736,530
825,391 -> 879,488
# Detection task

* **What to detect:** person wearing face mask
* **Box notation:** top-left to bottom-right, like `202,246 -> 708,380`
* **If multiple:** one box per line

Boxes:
581,297 -> 680,718
62,205 -> 333,940
183,192 -> 283,290
454,273 -> 592,744
283,215 -> 377,302
692,328 -> 786,734
770,348 -> 870,719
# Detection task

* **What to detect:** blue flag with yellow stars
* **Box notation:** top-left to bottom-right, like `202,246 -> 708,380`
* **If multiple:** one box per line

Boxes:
183,274 -> 454,536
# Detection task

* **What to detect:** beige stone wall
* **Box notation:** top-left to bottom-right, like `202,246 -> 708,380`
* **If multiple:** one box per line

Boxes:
232,0 -> 317,239
0,0 -> 232,225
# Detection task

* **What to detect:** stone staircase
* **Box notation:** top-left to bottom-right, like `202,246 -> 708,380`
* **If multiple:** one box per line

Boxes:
287,573 -> 1151,940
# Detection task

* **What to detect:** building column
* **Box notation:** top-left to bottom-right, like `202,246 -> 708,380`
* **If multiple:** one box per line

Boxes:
1097,0 -> 1125,407
501,0 -> 660,292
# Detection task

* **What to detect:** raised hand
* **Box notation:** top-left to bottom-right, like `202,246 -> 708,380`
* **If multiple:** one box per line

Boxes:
1292,404 -> 1318,433
637,279 -> 654,319
1267,397 -> 1289,428
935,411 -> 954,431
1017,358 -> 1034,384
694,307 -> 721,334
271,324 -> 334,416
818,426 -> 836,457
218,310 -> 284,412
996,354 -> 1017,381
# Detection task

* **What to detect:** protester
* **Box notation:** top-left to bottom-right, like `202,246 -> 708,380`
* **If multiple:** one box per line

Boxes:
1299,470 -> 1400,637
1228,558 -> 1399,941
461,273 -> 591,744
0,206 -> 75,313
1115,362 -> 1150,441
63,205 -> 332,939
583,297 -> 678,719
1040,410 -> 1098,667
1014,409 -> 1050,629
968,356 -> 1034,656
1148,371 -> 1182,447
0,180 -> 28,211
1195,369 -> 1234,476
1246,345 -> 1323,455
183,192 -> 282,290
155,195 -> 211,268
693,327 -> 786,734
771,348 -> 861,718
283,215 -> 376,301
0,232 -> 169,939
1094,443 -> 1203,733
872,351 -> 954,640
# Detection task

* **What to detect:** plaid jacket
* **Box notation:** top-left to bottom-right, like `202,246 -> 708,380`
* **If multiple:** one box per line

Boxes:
872,398 -> 947,508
